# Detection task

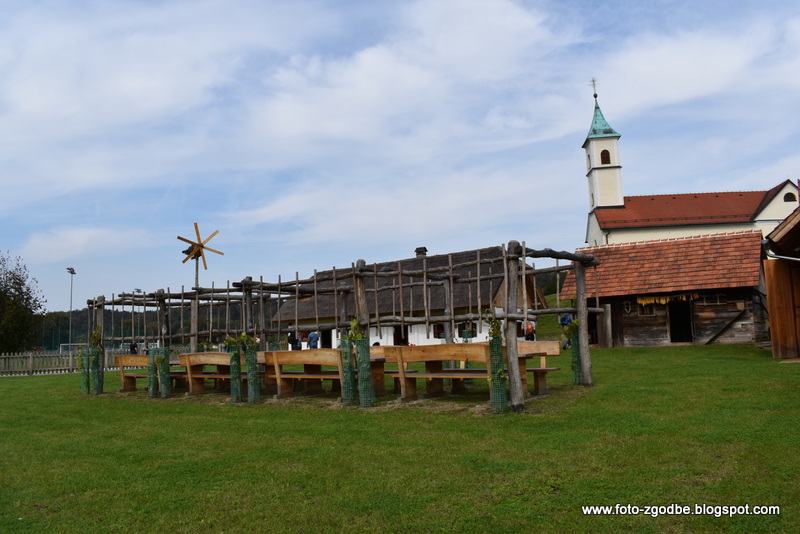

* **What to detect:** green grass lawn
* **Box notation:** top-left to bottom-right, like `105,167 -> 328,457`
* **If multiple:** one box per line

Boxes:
1,344 -> 798,533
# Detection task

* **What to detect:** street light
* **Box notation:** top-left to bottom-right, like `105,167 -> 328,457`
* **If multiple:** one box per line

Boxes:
66,267 -> 76,356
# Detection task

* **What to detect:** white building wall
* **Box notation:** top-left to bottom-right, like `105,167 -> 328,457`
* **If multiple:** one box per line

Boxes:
756,182 -> 798,222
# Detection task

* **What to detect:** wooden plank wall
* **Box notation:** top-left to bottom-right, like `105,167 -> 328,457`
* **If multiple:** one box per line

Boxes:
764,259 -> 800,359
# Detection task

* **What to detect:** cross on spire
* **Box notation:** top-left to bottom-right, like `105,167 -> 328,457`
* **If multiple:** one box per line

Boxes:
589,77 -> 598,99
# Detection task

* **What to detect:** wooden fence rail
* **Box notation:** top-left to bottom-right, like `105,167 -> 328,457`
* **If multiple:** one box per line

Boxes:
0,347 -> 191,377
1,351 -> 82,377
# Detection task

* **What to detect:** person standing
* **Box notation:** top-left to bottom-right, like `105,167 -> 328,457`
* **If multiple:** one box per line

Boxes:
524,320 -> 536,341
308,330 -> 319,349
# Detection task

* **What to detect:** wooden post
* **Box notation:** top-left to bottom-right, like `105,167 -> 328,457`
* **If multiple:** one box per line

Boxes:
448,254 -> 455,340
243,277 -> 254,336
354,260 -> 369,337
442,282 -> 454,343
574,261 -> 594,386
373,264 -> 381,340
94,296 -> 106,392
157,289 -> 170,348
190,296 -> 199,353
504,241 -> 525,412
603,303 -> 613,348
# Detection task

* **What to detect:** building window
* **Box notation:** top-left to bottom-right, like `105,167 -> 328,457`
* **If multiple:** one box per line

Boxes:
638,303 -> 655,316
459,322 -> 476,338
600,149 -> 611,165
700,293 -> 727,305
784,192 -> 797,202
433,323 -> 446,340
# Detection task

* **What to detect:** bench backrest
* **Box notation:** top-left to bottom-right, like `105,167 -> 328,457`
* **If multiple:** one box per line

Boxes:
371,345 -> 407,363
389,343 -> 490,365
180,352 -> 243,367
516,340 -> 561,356
115,354 -> 149,368
264,348 -> 343,368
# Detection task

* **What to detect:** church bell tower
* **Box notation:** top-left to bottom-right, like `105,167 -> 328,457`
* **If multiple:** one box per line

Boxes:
582,87 -> 623,211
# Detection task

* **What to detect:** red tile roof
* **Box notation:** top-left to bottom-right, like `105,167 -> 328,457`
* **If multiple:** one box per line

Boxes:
561,231 -> 763,298
593,182 -> 786,229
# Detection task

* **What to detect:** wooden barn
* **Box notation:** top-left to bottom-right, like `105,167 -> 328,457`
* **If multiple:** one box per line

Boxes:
561,231 -> 768,347
273,246 -> 547,348
762,206 -> 800,358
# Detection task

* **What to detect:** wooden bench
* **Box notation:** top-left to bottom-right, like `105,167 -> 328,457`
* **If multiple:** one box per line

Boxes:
474,340 -> 561,395
517,340 -> 561,395
180,352 -> 250,396
116,354 -> 151,392
385,344 -> 494,402
115,354 -> 186,392
370,345 -> 416,394
386,341 -> 562,401
264,349 -> 344,399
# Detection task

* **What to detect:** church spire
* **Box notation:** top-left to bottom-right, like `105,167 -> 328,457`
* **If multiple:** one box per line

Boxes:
584,78 -> 619,141
585,97 -> 620,140
582,79 -> 623,211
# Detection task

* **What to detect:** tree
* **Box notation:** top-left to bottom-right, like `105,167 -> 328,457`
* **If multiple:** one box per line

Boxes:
0,252 -> 46,352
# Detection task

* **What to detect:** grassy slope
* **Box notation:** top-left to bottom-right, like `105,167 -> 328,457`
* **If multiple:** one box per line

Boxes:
1,344 -> 798,533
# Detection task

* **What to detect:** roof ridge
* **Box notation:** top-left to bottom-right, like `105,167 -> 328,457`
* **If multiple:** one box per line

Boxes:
576,230 -> 762,252
622,189 -> 771,200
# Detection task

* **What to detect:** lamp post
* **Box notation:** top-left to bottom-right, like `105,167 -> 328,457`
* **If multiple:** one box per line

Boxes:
66,267 -> 76,356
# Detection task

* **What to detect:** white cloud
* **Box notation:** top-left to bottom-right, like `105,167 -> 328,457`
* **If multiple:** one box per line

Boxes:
4,0 -> 800,311
597,26 -> 771,115
19,226 -> 152,264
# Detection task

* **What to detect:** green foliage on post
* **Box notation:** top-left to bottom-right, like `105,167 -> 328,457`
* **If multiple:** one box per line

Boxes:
246,347 -> 260,404
151,347 -> 171,398
85,327 -> 103,395
569,322 -> 582,386
483,309 -> 507,414
354,338 -> 375,408
488,336 -> 508,414
79,351 -> 90,395
339,339 -> 357,406
88,349 -> 101,395
224,332 -> 257,352
229,349 -> 242,403
147,349 -> 158,398
564,319 -> 582,385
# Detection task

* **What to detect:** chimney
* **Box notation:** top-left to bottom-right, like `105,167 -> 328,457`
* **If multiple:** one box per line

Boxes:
415,246 -> 428,258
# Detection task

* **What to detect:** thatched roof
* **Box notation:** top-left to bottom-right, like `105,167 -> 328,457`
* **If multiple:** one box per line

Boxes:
273,246 -> 509,324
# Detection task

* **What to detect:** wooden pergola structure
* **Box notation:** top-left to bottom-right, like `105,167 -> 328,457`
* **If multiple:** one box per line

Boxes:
87,240 -> 600,407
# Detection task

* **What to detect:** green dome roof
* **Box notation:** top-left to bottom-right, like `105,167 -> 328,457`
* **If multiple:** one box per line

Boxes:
586,98 -> 620,140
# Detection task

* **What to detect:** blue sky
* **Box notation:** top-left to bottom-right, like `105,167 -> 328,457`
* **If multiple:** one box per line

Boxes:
3,0 -> 800,312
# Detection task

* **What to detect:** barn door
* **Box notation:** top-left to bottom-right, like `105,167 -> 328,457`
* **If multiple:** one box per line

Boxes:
668,300 -> 693,343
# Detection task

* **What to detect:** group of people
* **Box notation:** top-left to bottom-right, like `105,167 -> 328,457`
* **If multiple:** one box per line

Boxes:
128,340 -> 150,354
288,330 -> 319,350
